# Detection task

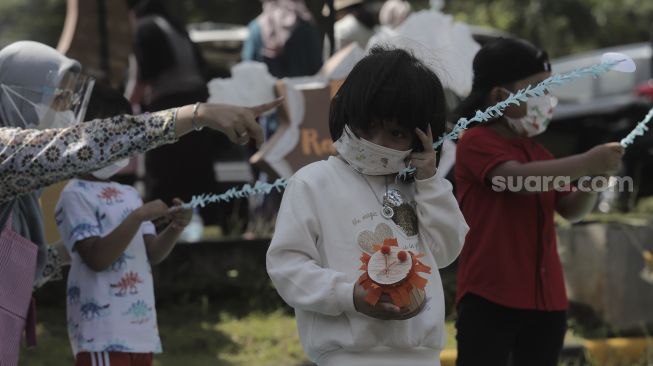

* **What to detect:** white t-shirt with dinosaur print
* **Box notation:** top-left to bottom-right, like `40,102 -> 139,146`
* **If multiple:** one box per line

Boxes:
55,178 -> 161,355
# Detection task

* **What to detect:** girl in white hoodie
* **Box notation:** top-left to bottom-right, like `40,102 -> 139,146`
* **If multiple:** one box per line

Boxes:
266,47 -> 469,366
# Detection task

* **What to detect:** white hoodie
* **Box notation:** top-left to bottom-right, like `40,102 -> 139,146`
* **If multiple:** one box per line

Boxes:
267,156 -> 469,366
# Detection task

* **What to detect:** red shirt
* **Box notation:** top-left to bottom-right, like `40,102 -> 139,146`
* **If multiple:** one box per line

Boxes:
454,127 -> 569,311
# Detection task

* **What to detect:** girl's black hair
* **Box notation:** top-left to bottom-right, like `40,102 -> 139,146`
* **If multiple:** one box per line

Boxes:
329,46 -> 446,152
452,37 -> 549,125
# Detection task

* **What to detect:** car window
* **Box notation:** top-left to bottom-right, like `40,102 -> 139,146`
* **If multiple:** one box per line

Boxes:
552,45 -> 652,103
597,68 -> 637,97
597,58 -> 650,97
551,76 -> 594,104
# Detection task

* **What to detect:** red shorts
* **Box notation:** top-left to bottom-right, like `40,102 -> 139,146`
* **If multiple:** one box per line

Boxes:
74,352 -> 153,366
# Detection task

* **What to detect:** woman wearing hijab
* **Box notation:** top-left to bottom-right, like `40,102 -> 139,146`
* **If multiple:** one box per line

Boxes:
242,0 -> 323,78
0,40 -> 279,365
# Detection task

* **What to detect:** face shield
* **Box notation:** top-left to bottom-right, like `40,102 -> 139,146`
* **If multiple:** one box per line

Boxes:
0,70 -> 94,130
0,41 -> 95,130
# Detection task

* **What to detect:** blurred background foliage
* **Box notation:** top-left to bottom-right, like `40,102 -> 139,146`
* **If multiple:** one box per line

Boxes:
0,0 -> 651,58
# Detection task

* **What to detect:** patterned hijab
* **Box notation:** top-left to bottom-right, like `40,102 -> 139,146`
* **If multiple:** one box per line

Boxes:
258,0 -> 314,58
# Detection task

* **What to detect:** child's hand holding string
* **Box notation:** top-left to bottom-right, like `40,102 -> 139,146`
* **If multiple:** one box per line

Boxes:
167,198 -> 192,231
410,125 -> 438,180
135,200 -> 169,222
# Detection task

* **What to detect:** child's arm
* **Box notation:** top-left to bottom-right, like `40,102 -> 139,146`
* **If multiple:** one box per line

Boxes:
144,199 -> 192,265
556,190 -> 598,222
412,127 -> 469,268
267,177 -> 358,317
52,241 -> 71,265
74,200 -> 169,272
415,176 -> 469,268
488,142 -> 625,193
555,173 -> 617,222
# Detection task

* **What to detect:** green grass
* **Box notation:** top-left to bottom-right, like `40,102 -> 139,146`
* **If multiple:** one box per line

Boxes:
17,304 -> 593,366
19,304 -> 310,366
213,312 -> 308,366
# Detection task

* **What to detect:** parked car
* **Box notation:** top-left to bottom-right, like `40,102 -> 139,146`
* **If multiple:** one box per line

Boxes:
187,19 -> 509,78
537,42 -> 653,211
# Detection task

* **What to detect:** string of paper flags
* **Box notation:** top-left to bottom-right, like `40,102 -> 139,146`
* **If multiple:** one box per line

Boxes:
183,52 -> 646,209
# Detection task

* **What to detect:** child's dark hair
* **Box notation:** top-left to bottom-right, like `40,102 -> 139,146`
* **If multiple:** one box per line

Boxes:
453,37 -> 550,125
329,46 -> 447,152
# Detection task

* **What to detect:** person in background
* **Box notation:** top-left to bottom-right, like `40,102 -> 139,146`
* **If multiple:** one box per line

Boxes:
55,87 -> 192,364
85,83 -> 139,186
379,0 -> 411,29
242,0 -> 324,239
453,37 -> 625,366
128,0 -> 208,111
128,0 -> 220,226
242,0 -> 323,78
324,0 -> 376,53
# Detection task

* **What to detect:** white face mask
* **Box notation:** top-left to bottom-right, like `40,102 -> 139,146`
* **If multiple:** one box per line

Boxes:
91,158 -> 129,180
504,94 -> 558,137
333,125 -> 412,175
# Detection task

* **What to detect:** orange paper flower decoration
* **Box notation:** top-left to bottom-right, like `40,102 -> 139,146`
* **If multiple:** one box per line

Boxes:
357,238 -> 432,308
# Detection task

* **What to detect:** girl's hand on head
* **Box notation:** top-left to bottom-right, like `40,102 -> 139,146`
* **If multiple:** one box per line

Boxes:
410,125 -> 438,180
168,198 -> 192,231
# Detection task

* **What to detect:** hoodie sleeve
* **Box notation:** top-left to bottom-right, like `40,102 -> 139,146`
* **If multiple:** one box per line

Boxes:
0,109 -> 177,203
415,174 -> 469,268
266,176 -> 357,316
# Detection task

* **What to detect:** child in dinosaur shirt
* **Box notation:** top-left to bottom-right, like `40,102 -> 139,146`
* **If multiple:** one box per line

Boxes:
55,162 -> 191,365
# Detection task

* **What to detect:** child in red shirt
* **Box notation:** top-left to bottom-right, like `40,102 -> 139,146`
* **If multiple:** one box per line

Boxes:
453,38 -> 624,366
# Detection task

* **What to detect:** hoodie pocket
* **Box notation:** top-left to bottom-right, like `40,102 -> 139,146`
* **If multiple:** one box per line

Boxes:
306,312 -> 355,356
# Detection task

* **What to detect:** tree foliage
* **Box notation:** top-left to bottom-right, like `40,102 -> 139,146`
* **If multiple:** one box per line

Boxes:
443,0 -> 653,57
0,0 -> 651,58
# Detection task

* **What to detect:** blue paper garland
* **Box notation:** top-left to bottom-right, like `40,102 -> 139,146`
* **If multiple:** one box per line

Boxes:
620,106 -> 653,148
182,178 -> 287,209
185,57 -> 635,208
397,58 -> 623,178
